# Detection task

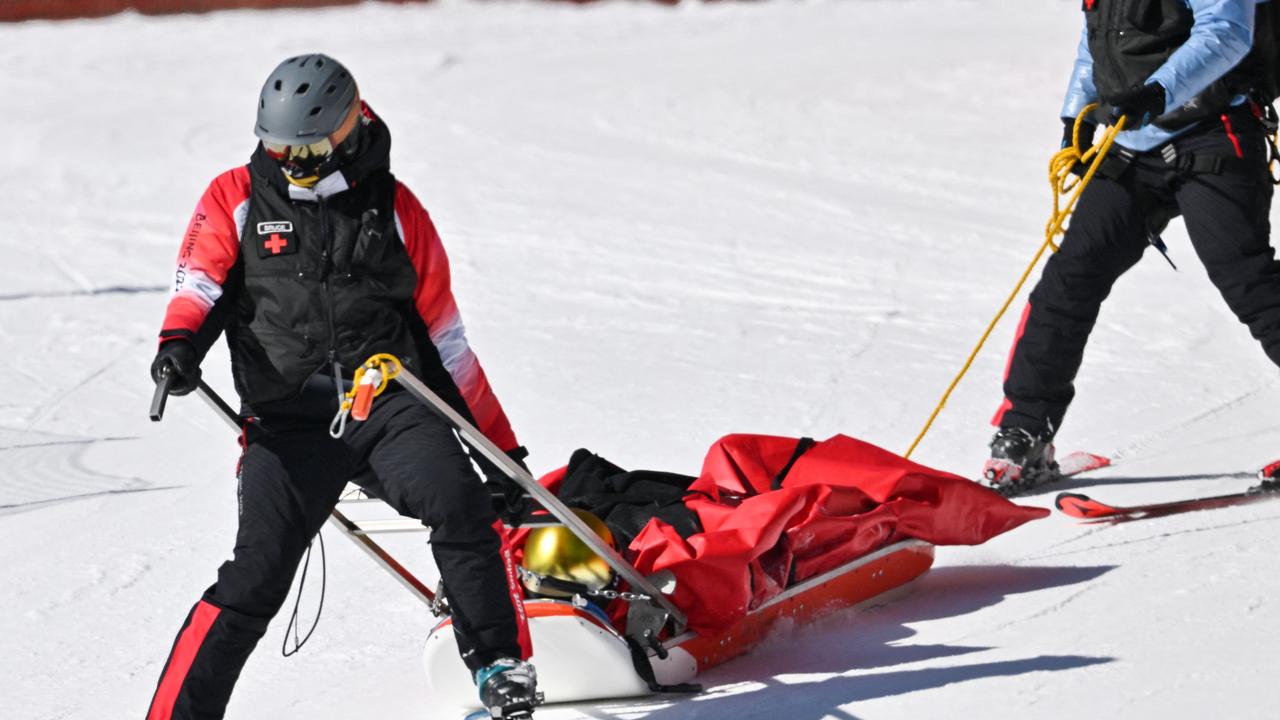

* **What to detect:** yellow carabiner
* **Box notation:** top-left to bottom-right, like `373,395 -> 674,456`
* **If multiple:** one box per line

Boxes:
329,354 -> 405,438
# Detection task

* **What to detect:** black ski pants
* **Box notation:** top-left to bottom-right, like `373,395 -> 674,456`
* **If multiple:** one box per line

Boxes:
145,390 -> 526,720
997,108 -> 1280,435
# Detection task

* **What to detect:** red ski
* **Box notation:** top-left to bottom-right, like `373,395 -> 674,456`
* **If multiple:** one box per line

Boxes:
988,451 -> 1112,496
1057,451 -> 1113,477
1056,486 -> 1280,522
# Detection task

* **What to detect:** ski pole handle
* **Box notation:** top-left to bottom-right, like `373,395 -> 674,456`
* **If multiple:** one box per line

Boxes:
149,367 -> 175,422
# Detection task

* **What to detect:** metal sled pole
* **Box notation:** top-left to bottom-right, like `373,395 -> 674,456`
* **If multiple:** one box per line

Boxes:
326,506 -> 437,607
151,377 -> 440,608
392,368 -> 689,629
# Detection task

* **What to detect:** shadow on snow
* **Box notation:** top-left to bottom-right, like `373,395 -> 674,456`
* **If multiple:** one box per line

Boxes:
559,563 -> 1116,720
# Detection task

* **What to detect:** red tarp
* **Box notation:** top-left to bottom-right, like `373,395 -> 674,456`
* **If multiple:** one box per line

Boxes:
524,434 -> 1048,636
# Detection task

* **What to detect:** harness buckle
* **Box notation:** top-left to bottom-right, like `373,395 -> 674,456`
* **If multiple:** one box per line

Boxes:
1098,146 -> 1137,179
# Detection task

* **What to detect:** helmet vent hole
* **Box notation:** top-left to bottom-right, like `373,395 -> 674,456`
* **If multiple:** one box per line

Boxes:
316,58 -> 325,68
325,84 -> 337,95
295,82 -> 311,95
308,106 -> 323,117
274,80 -> 282,91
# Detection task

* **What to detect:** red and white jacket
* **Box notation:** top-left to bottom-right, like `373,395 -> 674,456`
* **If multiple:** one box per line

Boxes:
160,119 -> 518,451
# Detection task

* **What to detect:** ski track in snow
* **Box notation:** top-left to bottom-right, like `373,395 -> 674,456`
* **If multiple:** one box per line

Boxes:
4,1 -> 1280,719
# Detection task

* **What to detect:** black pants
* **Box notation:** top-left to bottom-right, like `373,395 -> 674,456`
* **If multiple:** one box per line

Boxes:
997,109 -> 1280,435
146,391 -> 526,720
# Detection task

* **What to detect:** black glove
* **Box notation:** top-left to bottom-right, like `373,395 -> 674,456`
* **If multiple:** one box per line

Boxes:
487,446 -> 532,525
1061,116 -> 1097,151
1061,116 -> 1098,177
506,445 -> 531,474
1098,82 -> 1167,129
150,339 -> 202,397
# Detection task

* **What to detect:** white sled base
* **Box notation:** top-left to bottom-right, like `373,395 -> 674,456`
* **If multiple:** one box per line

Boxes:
424,539 -> 934,712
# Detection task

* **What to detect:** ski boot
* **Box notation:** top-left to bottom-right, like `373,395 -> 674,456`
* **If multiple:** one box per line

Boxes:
983,427 -> 1058,495
1249,461 -> 1280,495
474,658 -> 542,719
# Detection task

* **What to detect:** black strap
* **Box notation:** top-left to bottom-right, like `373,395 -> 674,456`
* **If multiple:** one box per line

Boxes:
623,634 -> 702,694
1160,140 -> 1255,178
772,437 -> 816,490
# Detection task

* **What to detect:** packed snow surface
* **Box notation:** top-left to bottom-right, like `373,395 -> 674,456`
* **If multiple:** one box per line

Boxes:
3,1 -> 1279,718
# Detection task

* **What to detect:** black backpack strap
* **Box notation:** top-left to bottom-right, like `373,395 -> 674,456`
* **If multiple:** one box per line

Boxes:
772,437 -> 816,490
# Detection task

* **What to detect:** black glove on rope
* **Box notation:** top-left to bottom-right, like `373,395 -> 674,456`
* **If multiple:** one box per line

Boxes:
151,339 -> 202,396
1098,82 -> 1167,129
1062,116 -> 1098,177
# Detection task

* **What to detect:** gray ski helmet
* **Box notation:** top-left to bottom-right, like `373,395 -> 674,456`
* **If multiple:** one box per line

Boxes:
255,54 -> 358,146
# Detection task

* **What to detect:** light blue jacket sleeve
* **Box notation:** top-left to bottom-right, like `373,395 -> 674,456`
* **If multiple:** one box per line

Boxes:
1061,27 -> 1098,120
1148,0 -> 1255,110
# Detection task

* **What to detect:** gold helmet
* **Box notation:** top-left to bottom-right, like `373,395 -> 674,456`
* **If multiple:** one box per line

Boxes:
521,509 -> 615,598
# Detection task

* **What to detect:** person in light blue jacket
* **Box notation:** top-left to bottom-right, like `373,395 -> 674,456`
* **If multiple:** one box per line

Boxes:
985,0 -> 1280,493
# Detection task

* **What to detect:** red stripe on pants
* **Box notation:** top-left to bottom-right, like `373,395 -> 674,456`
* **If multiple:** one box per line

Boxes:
493,520 -> 533,660
147,600 -> 221,720
991,301 -> 1033,427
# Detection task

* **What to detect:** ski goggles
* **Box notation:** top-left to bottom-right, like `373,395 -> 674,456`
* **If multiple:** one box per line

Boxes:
263,102 -> 363,183
262,136 -> 339,165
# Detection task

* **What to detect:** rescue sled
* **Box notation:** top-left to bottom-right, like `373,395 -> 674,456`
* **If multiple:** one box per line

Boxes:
153,354 -> 1037,715
325,357 -> 944,711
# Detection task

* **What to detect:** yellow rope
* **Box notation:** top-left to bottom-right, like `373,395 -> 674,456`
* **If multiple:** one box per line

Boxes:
903,108 -> 1127,459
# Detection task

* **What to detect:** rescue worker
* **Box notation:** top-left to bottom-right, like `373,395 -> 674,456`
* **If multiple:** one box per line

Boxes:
987,0 -> 1280,493
145,54 -> 539,719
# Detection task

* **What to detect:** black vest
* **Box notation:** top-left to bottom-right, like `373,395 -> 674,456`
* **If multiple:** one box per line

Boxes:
225,149 -> 424,409
1085,0 -> 1267,129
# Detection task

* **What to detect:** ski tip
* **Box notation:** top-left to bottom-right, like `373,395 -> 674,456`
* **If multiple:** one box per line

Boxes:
1056,451 -> 1113,477
1082,453 -> 1112,469
1054,492 -> 1118,519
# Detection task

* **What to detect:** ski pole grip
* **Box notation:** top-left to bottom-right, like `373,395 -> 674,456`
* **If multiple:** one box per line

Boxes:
150,368 -> 175,422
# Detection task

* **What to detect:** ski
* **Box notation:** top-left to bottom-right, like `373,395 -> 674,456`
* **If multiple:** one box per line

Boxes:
1056,484 -> 1280,522
991,451 -> 1112,497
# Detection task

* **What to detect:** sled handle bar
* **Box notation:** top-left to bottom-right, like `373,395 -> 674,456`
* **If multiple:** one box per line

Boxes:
150,377 -> 443,609
148,369 -> 241,432
149,370 -> 174,422
390,369 -> 688,629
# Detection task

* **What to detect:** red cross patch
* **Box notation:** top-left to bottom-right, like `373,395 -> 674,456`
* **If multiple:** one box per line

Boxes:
264,234 -> 288,255
256,231 -> 297,258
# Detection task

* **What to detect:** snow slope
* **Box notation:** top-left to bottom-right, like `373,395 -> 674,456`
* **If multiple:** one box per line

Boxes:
2,1 -> 1279,717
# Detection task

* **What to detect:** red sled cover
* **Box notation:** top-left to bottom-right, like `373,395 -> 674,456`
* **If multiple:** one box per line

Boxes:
527,434 -> 1048,636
